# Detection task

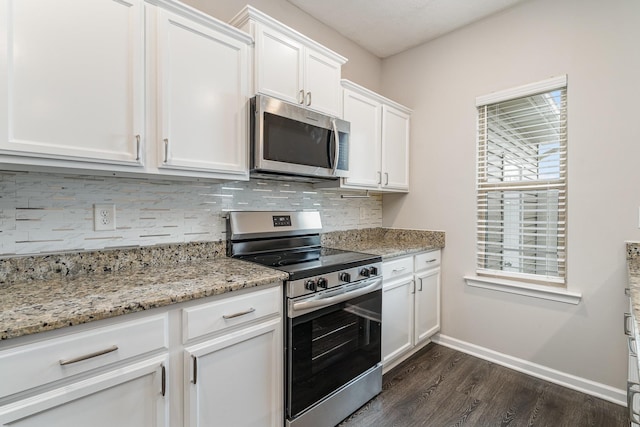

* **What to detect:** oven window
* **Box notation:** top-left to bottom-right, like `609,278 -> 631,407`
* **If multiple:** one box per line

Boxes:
287,290 -> 381,418
263,113 -> 333,168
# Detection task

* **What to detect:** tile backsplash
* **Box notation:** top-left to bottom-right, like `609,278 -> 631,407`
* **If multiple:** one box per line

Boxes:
0,171 -> 382,256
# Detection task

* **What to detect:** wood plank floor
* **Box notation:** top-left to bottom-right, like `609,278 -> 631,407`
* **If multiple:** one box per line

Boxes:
339,343 -> 628,427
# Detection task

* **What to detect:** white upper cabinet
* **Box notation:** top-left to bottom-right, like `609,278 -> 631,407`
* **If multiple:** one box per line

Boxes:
254,26 -> 304,106
0,0 -> 144,166
0,0 -> 252,181
154,5 -> 250,179
342,89 -> 382,188
230,6 -> 346,118
381,104 -> 410,191
341,80 -> 411,192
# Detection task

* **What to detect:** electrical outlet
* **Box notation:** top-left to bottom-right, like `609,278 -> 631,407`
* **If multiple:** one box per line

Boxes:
94,204 -> 116,231
359,206 -> 367,220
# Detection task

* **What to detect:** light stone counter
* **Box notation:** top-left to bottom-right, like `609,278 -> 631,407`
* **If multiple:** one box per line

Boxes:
0,242 -> 287,340
0,228 -> 446,341
322,227 -> 445,259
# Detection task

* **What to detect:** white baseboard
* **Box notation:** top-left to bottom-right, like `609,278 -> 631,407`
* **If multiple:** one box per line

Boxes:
432,334 -> 626,407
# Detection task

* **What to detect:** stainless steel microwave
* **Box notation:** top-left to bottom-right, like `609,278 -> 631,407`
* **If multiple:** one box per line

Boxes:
250,94 -> 349,181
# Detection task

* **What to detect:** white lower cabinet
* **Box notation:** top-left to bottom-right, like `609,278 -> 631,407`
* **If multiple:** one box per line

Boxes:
381,257 -> 414,365
0,314 -> 170,427
625,293 -> 640,426
0,284 -> 283,427
0,355 -> 168,427
184,318 -> 282,427
382,250 -> 441,370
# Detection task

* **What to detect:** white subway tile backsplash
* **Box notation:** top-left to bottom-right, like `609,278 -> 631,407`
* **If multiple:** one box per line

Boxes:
0,171 -> 382,255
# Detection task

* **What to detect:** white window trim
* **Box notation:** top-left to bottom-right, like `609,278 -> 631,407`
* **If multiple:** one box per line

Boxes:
474,74 -> 571,293
464,275 -> 582,305
476,75 -> 567,106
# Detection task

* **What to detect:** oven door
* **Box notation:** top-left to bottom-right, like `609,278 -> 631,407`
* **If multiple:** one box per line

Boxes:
286,278 -> 382,420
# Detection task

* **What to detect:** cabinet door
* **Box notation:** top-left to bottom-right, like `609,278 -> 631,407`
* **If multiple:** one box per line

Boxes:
342,88 -> 382,189
304,49 -> 342,116
381,105 -> 410,191
414,268 -> 441,345
157,8 -> 249,176
0,356 -> 168,427
255,25 -> 304,106
0,0 -> 143,165
184,318 -> 282,427
382,277 -> 414,365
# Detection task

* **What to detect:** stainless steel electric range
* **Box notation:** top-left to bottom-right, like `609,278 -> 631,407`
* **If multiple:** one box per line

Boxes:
227,211 -> 382,427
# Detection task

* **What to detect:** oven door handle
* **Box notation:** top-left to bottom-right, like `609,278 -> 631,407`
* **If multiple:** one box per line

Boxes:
291,279 -> 382,313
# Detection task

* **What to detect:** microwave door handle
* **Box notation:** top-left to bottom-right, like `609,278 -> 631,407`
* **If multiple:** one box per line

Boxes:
331,119 -> 340,175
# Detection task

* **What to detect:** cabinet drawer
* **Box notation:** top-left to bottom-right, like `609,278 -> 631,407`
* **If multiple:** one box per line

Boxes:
415,250 -> 441,272
383,256 -> 413,281
0,314 -> 168,399
182,286 -> 281,342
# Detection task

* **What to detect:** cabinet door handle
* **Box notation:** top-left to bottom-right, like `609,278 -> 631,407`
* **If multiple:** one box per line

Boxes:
222,307 -> 255,320
385,172 -> 389,186
629,382 -> 640,421
626,287 -> 631,297
411,280 -> 415,294
625,313 -> 633,336
306,91 -> 312,106
161,364 -> 166,397
298,89 -> 305,104
418,278 -> 423,292
135,134 -> 141,161
163,138 -> 169,163
191,355 -> 198,384
59,345 -> 118,366
377,171 -> 382,185
630,337 -> 638,357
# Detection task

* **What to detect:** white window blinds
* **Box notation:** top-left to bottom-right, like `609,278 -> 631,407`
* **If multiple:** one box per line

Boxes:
476,76 -> 567,285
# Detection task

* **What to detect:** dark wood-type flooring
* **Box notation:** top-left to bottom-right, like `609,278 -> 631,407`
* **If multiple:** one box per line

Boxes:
339,343 -> 628,427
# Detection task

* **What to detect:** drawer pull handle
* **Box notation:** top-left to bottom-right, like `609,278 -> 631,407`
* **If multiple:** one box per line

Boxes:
392,267 -> 407,273
425,259 -> 437,263
625,313 -> 633,336
222,307 -> 256,320
59,345 -> 118,366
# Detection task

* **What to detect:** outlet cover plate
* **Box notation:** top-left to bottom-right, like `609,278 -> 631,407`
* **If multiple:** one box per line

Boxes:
94,204 -> 116,231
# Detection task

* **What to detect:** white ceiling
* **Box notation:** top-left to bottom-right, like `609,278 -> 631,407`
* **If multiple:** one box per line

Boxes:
287,0 -> 529,58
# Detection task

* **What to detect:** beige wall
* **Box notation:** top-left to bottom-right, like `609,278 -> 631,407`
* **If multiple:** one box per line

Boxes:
381,0 -> 640,390
182,0 -> 383,92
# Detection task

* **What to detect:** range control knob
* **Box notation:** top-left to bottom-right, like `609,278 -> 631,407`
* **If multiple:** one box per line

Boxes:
368,266 -> 379,276
305,279 -> 317,292
339,272 -> 351,282
360,268 -> 371,278
317,277 -> 328,289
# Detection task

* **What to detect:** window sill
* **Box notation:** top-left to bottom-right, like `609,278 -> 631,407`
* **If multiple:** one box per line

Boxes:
464,275 -> 582,305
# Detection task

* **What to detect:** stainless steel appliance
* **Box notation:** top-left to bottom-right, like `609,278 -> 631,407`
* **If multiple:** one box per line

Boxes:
227,211 -> 382,427
250,94 -> 350,181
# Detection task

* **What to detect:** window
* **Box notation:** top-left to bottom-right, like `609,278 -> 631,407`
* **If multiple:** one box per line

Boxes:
475,76 -> 567,286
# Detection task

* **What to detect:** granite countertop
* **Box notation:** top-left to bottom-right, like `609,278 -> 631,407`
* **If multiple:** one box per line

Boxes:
322,227 -> 445,260
0,228 -> 446,342
0,243 -> 287,341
